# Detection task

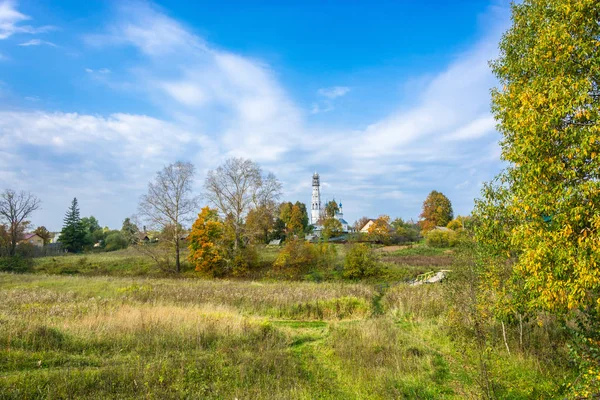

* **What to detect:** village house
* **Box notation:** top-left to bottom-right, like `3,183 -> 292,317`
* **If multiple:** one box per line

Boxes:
19,233 -> 44,247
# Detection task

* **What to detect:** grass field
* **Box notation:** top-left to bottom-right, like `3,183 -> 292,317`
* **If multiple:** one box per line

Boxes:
0,268 -> 572,399
29,242 -> 453,283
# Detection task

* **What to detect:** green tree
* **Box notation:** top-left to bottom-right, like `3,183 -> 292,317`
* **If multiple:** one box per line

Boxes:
279,202 -> 293,224
0,224 -> 9,256
121,218 -> 139,244
81,216 -> 103,247
477,0 -> 600,395
322,218 -> 342,239
293,201 -> 309,232
81,216 -> 100,234
104,231 -> 128,251
59,198 -> 86,253
419,191 -> 453,232
270,218 -> 287,241
324,200 -> 340,218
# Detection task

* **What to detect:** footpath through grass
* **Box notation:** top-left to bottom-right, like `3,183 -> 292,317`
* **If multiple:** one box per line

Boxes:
0,273 -> 570,399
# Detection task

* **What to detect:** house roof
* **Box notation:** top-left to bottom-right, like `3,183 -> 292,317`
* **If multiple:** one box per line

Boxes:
22,233 -> 41,240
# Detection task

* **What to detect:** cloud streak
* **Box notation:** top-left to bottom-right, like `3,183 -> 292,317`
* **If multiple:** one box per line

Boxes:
18,38 -> 56,47
0,1 -> 55,40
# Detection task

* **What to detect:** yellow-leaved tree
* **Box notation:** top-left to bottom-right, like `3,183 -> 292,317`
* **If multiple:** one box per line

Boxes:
476,0 -> 600,395
367,215 -> 393,244
188,207 -> 227,276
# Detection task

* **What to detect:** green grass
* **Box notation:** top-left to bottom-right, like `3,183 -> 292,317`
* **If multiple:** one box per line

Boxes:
28,242 -> 452,284
0,272 -> 572,399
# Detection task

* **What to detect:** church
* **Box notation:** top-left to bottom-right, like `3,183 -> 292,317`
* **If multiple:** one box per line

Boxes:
310,172 -> 352,234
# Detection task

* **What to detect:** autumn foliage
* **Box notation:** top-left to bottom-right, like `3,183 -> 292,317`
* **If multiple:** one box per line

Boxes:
367,215 -> 393,244
419,191 -> 453,233
188,207 -> 226,276
476,0 -> 600,395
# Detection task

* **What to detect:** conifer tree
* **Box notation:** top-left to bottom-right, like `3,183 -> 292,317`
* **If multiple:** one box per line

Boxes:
59,198 -> 86,253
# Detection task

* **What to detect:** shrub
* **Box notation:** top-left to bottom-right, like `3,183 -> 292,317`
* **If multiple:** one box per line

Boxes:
273,239 -> 317,278
104,232 -> 128,252
231,245 -> 259,277
425,229 -> 457,248
343,243 -> 381,279
0,255 -> 33,273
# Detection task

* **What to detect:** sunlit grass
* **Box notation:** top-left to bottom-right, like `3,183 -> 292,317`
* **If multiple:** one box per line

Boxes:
0,273 -> 573,399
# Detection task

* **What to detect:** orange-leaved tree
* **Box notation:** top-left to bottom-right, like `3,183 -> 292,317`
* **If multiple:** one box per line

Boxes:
419,191 -> 453,233
188,207 -> 227,276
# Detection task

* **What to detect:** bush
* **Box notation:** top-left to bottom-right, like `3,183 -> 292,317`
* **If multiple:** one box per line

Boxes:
425,229 -> 457,248
0,255 -> 33,273
104,232 -> 128,252
273,239 -> 317,278
231,245 -> 259,277
343,243 -> 381,279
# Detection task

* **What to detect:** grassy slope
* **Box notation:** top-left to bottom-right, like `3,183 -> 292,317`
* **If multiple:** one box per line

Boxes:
0,273 -> 570,399
31,243 -> 453,283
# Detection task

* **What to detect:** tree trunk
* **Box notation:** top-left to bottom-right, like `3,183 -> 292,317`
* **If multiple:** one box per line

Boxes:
175,239 -> 180,273
518,313 -> 523,351
9,229 -> 17,256
501,321 -> 511,355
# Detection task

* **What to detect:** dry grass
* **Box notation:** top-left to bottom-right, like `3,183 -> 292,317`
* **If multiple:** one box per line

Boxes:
382,283 -> 447,322
0,273 -> 573,399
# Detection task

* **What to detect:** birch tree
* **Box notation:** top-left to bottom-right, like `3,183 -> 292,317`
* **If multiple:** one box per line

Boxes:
204,158 -> 281,249
138,161 -> 198,273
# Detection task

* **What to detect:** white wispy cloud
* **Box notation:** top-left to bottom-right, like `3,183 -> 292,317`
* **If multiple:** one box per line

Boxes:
0,1 -> 55,40
311,86 -> 351,114
85,2 -> 303,163
317,86 -> 350,99
18,38 -> 56,47
0,111 -> 216,228
0,1 -> 510,229
85,67 -> 111,74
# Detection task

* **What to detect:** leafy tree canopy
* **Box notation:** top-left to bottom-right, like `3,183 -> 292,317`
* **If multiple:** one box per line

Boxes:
419,191 -> 453,232
476,0 -> 600,394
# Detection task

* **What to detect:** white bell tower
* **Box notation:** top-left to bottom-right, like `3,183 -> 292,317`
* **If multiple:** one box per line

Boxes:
311,172 -> 321,225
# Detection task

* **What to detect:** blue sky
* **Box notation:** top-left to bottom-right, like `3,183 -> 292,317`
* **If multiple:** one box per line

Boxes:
0,0 -> 509,231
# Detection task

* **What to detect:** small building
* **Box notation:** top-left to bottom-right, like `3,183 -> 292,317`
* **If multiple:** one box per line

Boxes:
432,226 -> 452,232
359,218 -> 395,234
359,219 -> 376,233
19,233 -> 44,247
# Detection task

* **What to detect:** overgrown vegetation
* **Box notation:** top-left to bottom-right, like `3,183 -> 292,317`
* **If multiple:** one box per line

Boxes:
0,271 -> 573,399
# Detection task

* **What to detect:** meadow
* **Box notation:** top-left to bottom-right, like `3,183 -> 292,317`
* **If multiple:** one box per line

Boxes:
0,245 -> 572,399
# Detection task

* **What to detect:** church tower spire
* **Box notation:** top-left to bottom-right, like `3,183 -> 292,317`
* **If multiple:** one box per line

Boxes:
311,172 -> 321,225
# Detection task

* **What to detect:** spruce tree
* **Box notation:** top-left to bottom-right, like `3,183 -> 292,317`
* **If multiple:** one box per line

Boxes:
59,198 -> 85,253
